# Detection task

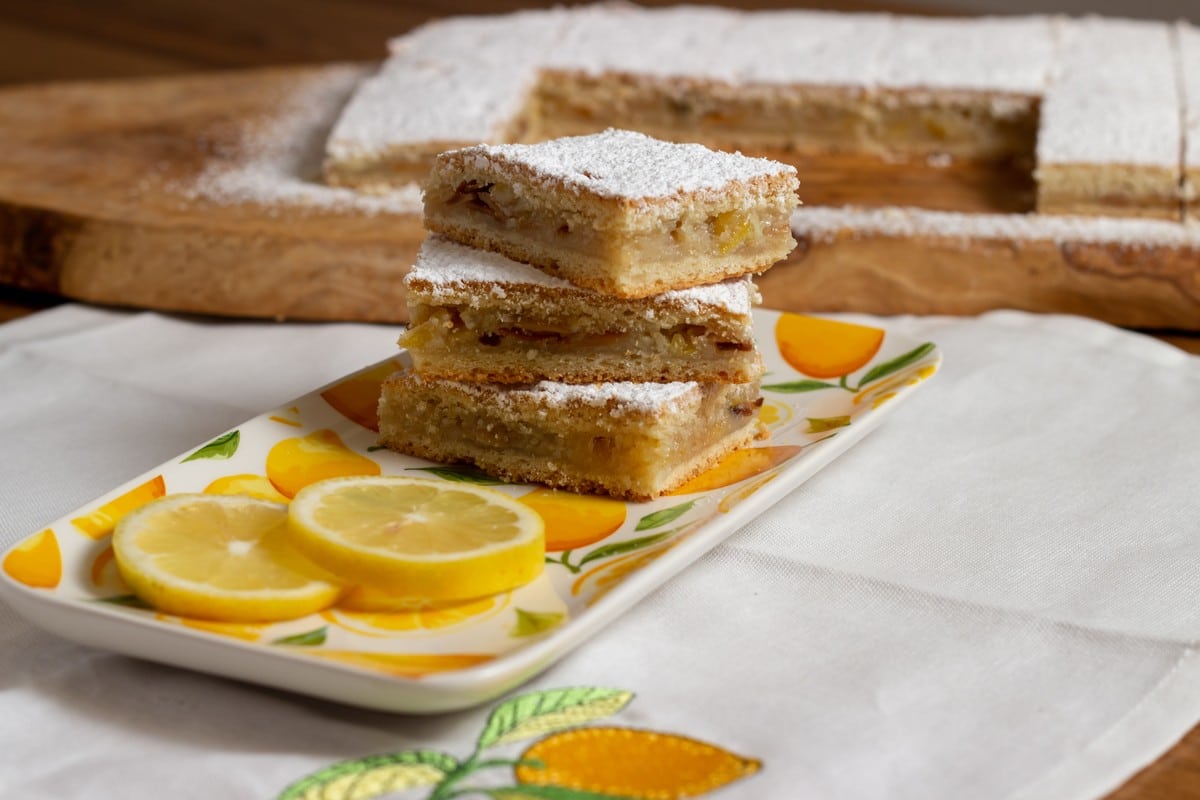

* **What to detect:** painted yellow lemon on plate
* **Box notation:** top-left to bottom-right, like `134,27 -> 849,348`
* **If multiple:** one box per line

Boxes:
111,494 -> 341,623
775,313 -> 884,379
287,476 -> 545,604
265,429 -> 380,499
517,488 -> 626,552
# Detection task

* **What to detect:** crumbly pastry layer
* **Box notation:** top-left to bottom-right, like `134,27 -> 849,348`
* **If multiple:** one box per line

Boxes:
400,236 -> 763,384
377,368 -> 766,501
422,130 -> 799,297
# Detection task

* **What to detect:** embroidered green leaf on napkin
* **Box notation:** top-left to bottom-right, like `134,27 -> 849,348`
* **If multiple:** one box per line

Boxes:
272,626 -> 327,647
577,531 -> 674,569
635,501 -> 694,531
278,751 -> 458,800
510,609 -> 565,638
477,687 -> 634,750
761,378 -> 836,393
181,430 -> 240,462
857,342 -> 936,387
406,465 -> 507,485
806,415 -> 851,434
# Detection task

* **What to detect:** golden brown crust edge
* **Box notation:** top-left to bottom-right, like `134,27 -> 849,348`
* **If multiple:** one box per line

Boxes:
377,419 -> 766,502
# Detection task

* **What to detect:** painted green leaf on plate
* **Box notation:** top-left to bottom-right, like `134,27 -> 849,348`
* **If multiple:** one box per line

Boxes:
406,465 -> 507,485
857,342 -> 936,387
577,531 -> 674,568
182,430 -> 239,462
635,501 -> 694,531
510,609 -> 565,638
761,379 -> 836,393
806,416 -> 851,433
273,626 -> 327,647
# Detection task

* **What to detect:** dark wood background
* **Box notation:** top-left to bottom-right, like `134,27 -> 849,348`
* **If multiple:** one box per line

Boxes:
0,3 -> 1196,796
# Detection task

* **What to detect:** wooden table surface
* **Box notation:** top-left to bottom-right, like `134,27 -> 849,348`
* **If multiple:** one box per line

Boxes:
0,2 -> 1196,797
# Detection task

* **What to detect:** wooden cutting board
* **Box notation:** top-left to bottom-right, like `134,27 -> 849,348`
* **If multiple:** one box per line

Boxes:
0,64 -> 424,323
1,63 -> 1198,329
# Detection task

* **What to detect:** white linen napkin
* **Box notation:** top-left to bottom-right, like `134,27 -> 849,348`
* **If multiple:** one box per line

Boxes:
0,305 -> 1196,800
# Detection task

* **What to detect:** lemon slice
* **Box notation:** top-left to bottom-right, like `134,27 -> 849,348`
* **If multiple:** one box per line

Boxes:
112,494 -> 341,622
287,476 -> 545,603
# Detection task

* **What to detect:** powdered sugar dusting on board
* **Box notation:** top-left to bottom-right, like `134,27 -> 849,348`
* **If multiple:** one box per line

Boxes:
458,129 -> 796,202
186,65 -> 421,215
409,235 -> 758,315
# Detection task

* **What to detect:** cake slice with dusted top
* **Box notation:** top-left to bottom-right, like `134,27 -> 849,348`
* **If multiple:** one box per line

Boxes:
422,129 -> 799,298
399,235 -> 763,384
377,366 -> 764,501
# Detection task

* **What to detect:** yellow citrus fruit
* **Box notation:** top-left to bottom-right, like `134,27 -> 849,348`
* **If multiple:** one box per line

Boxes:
205,474 -> 290,504
775,313 -> 885,379
287,476 -> 545,604
71,475 -> 166,539
265,429 -> 380,499
112,494 -> 341,623
320,360 -> 401,433
3,528 -> 62,589
517,488 -> 626,552
516,726 -> 761,799
669,446 -> 802,495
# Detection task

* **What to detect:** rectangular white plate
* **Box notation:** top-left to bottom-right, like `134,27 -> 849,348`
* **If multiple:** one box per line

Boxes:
0,309 -> 940,713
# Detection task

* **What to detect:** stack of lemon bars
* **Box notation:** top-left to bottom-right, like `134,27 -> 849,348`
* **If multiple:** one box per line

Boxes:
378,130 -> 800,500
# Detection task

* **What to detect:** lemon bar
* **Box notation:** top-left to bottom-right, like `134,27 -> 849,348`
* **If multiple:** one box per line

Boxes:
377,367 -> 765,501
400,236 -> 762,384
422,129 -> 799,298
1035,17 -> 1181,220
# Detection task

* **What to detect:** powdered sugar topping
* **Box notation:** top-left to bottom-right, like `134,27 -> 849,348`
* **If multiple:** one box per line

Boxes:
524,379 -> 698,415
458,129 -> 795,202
410,235 -> 757,315
186,65 -> 422,215
1037,17 -> 1180,167
413,370 -> 700,415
